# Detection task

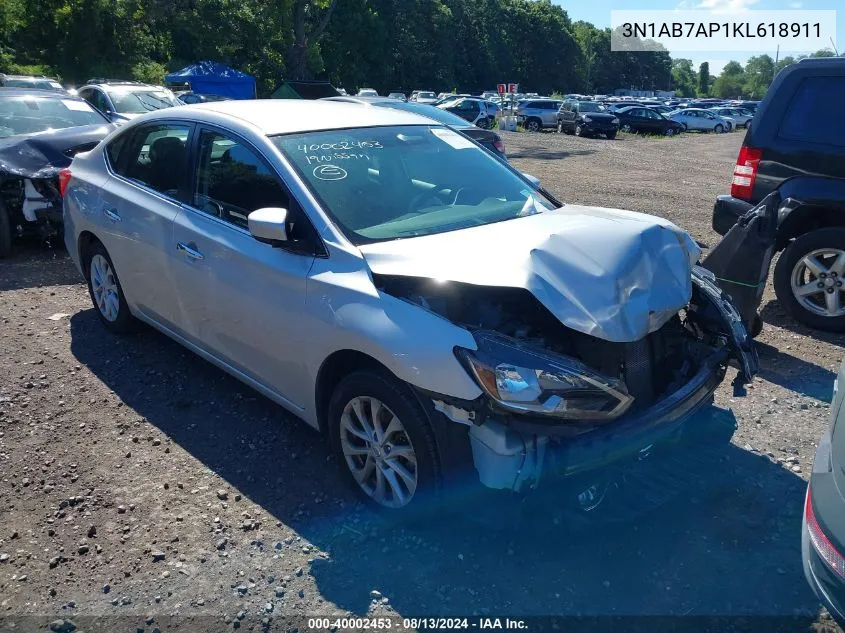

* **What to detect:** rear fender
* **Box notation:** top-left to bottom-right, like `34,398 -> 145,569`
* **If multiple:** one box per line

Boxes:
776,178 -> 845,248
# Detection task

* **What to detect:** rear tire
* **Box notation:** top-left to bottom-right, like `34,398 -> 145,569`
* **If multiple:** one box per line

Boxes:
605,131 -> 617,140
84,240 -> 137,333
525,118 -> 541,132
327,370 -> 441,514
773,227 -> 845,332
556,121 -> 563,133
0,198 -> 11,259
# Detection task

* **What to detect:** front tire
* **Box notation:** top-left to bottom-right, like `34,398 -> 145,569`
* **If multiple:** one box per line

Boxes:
664,127 -> 675,136
0,198 -> 11,259
714,123 -> 724,134
773,227 -> 845,331
328,370 -> 440,513
605,131 -> 617,140
575,124 -> 584,137
84,241 -> 136,333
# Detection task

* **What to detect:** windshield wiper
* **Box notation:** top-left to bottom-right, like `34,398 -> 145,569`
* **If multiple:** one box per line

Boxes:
134,93 -> 171,110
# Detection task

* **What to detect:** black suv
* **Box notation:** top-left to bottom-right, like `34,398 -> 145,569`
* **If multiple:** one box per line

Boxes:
556,100 -> 619,138
712,57 -> 845,331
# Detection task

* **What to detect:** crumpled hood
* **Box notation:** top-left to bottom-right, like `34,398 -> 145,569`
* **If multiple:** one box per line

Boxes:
358,205 -> 701,342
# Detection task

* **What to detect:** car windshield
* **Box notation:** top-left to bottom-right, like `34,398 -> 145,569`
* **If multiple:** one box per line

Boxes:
106,89 -> 179,113
0,96 -> 108,138
376,101 -> 473,127
273,125 -> 557,244
578,102 -> 605,112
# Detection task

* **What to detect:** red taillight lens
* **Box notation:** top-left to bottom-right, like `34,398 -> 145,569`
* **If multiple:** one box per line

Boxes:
729,146 -> 761,201
806,487 -> 845,579
58,168 -> 72,197
493,138 -> 505,154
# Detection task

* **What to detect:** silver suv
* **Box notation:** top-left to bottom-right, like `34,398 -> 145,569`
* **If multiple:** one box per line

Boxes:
516,99 -> 562,131
62,100 -> 756,515
77,80 -> 180,124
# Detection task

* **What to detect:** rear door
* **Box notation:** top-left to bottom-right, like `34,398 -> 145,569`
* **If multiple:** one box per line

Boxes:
170,126 -> 317,406
103,121 -> 193,326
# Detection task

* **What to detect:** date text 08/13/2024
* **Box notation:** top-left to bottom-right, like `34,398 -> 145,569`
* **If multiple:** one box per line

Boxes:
307,617 -> 529,630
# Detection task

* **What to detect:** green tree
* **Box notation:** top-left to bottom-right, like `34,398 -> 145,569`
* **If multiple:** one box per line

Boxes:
671,58 -> 697,97
743,54 -> 774,99
698,61 -> 710,96
712,60 -> 746,98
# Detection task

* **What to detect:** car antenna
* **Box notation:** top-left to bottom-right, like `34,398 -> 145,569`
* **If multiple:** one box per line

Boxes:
830,37 -> 839,56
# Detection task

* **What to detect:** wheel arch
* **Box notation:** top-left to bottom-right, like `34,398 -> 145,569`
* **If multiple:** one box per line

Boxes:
76,230 -> 103,279
314,349 -> 400,434
777,205 -> 845,250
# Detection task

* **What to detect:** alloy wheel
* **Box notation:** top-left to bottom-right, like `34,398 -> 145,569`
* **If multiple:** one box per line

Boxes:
790,248 -> 845,318
90,254 -> 120,322
339,396 -> 418,508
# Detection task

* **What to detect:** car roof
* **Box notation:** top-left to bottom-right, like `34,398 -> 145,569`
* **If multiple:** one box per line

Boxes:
323,96 -> 473,128
149,99 -> 436,135
0,88 -> 77,99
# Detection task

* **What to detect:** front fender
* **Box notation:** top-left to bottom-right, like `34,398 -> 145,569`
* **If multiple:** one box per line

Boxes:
303,251 -> 483,413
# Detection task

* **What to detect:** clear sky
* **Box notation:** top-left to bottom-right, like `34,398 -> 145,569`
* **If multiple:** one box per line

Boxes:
552,0 -> 842,74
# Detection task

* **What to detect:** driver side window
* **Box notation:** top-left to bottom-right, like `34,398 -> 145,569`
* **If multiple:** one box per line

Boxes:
193,130 -> 289,230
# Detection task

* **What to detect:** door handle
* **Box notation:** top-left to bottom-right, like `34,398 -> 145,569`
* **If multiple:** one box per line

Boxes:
176,241 -> 204,261
103,207 -> 121,222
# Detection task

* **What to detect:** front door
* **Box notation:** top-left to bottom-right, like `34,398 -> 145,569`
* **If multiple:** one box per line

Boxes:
170,127 -> 316,407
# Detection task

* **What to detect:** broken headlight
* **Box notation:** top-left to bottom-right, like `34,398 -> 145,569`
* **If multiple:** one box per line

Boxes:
455,331 -> 633,420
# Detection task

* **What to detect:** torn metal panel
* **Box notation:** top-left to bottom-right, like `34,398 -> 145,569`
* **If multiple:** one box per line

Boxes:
359,205 -> 701,343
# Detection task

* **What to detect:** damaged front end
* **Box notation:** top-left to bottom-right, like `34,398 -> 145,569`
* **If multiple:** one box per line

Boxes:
375,266 -> 757,502
0,126 -> 110,249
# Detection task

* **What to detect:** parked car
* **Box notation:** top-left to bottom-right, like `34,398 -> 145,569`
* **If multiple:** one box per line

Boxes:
556,100 -> 619,139
177,91 -> 232,105
62,99 -> 756,514
644,104 -> 674,115
0,89 -> 114,256
516,99 -> 562,131
438,97 -> 495,129
668,108 -> 732,133
730,100 -> 760,113
614,106 -> 684,136
708,107 -> 753,129
0,74 -> 65,92
712,57 -> 845,331
480,91 -> 499,100
387,92 -> 407,101
357,88 -> 378,97
803,359 -> 845,629
323,95 -> 506,157
77,80 -> 180,124
409,91 -> 438,104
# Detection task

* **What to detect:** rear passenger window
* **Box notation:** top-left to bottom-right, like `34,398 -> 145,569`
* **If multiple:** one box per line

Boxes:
105,132 -> 128,171
119,124 -> 190,197
780,77 -> 845,147
193,130 -> 288,230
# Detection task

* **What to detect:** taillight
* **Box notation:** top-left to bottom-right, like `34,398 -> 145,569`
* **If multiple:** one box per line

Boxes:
806,487 -> 845,579
58,168 -> 72,197
493,137 -> 505,154
730,146 -> 761,201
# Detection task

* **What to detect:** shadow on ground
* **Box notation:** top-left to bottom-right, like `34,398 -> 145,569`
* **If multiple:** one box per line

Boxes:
507,148 -> 597,161
0,241 -> 79,291
68,308 -> 822,629
761,299 -> 845,351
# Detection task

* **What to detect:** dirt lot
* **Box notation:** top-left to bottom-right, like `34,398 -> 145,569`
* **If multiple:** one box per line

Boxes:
1,130 -> 843,632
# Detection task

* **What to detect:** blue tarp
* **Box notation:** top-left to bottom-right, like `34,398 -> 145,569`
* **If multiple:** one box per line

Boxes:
164,61 -> 256,100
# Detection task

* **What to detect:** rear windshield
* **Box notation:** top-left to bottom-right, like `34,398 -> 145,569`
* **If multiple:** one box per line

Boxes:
3,78 -> 64,91
0,96 -> 107,138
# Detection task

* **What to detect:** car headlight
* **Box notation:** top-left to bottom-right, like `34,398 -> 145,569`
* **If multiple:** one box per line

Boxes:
455,331 -> 633,420
611,117 -> 619,125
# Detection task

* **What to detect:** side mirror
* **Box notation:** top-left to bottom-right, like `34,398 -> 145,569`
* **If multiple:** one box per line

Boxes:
522,173 -> 541,189
248,207 -> 288,245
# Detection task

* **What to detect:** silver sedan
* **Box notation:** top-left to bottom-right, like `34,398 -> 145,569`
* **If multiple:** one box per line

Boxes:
62,100 -> 756,514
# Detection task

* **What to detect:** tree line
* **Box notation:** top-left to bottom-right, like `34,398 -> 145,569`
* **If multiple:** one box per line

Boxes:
0,0 -> 840,98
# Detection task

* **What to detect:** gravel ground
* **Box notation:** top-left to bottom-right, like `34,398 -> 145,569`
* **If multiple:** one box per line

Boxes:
1,130 -> 843,633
